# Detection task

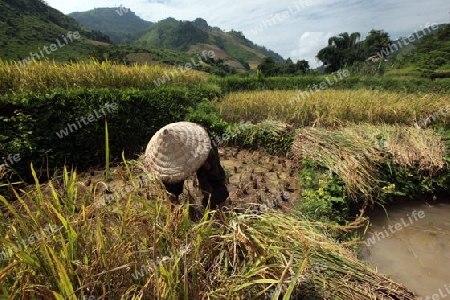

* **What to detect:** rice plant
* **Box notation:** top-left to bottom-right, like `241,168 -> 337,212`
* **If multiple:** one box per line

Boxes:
291,124 -> 447,204
215,89 -> 450,127
0,59 -> 206,94
0,160 -> 416,299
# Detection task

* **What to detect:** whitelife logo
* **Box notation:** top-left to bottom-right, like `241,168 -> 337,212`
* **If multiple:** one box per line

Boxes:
55,102 -> 118,139
251,0 -> 314,34
377,22 -> 439,59
153,50 -> 215,87
0,224 -> 59,261
116,5 -> 130,16
421,283 -> 450,300
18,31 -> 81,67
416,105 -> 450,128
363,210 -> 425,247
289,69 -> 350,105
2,153 -> 20,166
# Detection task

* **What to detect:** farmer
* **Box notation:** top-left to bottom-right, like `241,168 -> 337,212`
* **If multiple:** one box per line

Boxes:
143,121 -> 229,209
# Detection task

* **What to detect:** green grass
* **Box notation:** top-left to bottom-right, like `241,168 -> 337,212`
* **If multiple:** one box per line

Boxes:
384,66 -> 421,77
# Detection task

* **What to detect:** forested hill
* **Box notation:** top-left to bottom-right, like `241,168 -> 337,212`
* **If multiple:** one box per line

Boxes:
313,23 -> 450,74
0,0 -> 110,61
68,7 -> 284,70
68,7 -> 153,45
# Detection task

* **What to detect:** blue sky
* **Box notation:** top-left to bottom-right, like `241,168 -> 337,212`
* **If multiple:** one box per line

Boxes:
46,0 -> 450,67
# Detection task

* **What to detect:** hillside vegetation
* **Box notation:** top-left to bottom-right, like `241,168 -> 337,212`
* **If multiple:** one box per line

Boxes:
0,0 -> 110,61
0,1 -> 284,72
395,23 -> 450,74
68,8 -> 284,70
68,7 -> 153,44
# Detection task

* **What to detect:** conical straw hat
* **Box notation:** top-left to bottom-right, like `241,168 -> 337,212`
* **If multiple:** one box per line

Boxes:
144,122 -> 212,183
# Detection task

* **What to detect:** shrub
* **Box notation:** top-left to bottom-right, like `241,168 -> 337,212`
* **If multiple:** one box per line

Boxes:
185,99 -> 228,135
295,159 -> 351,226
209,75 -> 449,94
291,124 -> 448,212
0,86 -> 215,182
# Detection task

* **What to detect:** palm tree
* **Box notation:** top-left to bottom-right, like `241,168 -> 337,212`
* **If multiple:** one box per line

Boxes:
328,32 -> 360,50
350,32 -> 361,47
319,32 -> 361,71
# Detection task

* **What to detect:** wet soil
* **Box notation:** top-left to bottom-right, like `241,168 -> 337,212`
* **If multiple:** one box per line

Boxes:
183,146 -> 299,212
58,147 -> 300,214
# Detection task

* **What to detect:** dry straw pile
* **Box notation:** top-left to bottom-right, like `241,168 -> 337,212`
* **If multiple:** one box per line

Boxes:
292,123 -> 447,202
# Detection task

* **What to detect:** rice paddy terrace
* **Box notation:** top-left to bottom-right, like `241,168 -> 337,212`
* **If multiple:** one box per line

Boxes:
1,61 -> 450,298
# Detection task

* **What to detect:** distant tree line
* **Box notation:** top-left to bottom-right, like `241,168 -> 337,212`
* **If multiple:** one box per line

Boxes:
258,24 -> 450,75
197,57 -> 238,77
257,30 -> 389,76
316,30 -> 390,72
257,57 -> 310,77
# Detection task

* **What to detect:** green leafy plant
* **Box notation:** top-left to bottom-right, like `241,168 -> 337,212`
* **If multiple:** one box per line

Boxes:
184,99 -> 228,135
377,163 -> 446,203
295,159 -> 350,226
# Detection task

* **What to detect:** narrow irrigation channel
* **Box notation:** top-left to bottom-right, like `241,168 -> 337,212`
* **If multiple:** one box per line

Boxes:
359,198 -> 450,297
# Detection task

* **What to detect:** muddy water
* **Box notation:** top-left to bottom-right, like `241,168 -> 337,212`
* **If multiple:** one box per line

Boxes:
359,199 -> 450,297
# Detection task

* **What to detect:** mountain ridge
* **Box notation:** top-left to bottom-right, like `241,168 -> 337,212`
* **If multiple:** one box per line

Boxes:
68,7 -> 153,45
68,8 -> 285,69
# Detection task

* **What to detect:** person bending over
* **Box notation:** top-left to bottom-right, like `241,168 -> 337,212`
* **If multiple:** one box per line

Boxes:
143,122 -> 229,209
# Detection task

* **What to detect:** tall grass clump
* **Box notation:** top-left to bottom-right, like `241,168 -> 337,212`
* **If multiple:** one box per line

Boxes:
0,161 -> 416,299
216,90 -> 450,128
292,124 -> 447,207
0,59 -> 206,94
221,119 -> 294,156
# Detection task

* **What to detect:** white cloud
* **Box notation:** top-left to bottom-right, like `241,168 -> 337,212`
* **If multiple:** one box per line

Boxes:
289,32 -> 333,67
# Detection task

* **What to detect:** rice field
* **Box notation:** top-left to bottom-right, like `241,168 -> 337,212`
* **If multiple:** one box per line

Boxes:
0,161 -> 416,299
2,60 -> 448,298
0,60 -> 207,94
215,89 -> 450,127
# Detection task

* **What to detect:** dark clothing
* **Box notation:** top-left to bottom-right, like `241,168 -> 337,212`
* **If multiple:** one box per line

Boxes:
163,132 -> 229,209
163,181 -> 184,198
